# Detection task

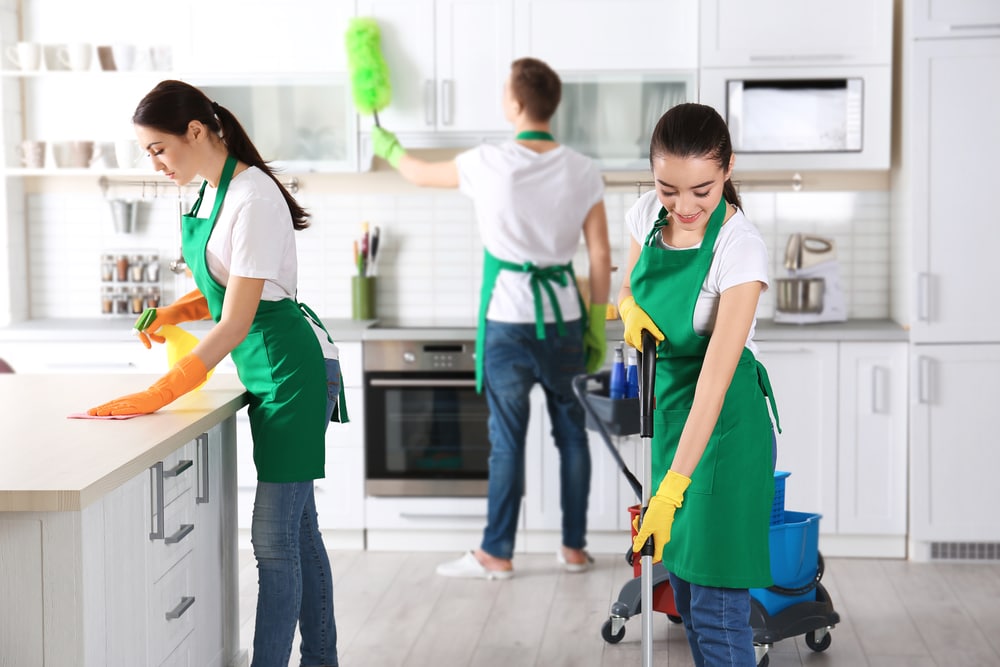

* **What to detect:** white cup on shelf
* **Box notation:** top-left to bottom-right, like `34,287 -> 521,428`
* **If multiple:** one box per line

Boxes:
114,140 -> 143,170
111,43 -> 135,71
5,42 -> 42,71
16,140 -> 46,168
57,43 -> 93,71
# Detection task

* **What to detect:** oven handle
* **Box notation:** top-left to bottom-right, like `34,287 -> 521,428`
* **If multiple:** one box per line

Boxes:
368,378 -> 477,388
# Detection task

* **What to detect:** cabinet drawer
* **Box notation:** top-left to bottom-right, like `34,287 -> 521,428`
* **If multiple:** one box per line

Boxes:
161,443 -> 196,506
150,491 -> 196,583
365,496 -> 489,530
159,640 -> 191,667
148,554 -> 196,666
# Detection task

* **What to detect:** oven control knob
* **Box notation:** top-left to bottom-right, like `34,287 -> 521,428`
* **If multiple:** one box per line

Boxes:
403,351 -> 416,364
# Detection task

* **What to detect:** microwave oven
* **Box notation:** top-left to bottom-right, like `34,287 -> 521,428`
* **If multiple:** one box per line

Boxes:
700,65 -> 891,171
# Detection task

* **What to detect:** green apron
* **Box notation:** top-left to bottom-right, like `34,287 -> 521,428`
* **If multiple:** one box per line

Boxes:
182,155 -> 341,483
475,250 -> 587,392
631,197 -> 779,588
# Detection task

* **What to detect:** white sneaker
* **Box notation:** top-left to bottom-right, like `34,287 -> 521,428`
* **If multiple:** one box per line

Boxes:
436,551 -> 514,580
557,550 -> 595,573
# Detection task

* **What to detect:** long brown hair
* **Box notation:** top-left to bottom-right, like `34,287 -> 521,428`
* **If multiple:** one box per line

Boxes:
133,80 -> 310,229
649,103 -> 741,209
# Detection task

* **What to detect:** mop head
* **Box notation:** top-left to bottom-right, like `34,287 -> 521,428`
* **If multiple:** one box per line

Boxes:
345,17 -> 392,117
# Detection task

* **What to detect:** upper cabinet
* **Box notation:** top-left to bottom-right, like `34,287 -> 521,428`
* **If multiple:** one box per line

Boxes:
3,0 -> 359,174
356,0 -> 514,136
700,0 -> 893,67
187,0 -> 356,73
513,0 -> 698,71
910,0 -> 1000,39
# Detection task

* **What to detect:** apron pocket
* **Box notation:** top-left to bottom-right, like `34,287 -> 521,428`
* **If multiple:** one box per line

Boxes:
653,408 -> 720,496
231,331 -> 276,402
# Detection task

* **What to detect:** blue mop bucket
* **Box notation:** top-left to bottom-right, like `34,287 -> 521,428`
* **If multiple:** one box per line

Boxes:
751,510 -> 822,615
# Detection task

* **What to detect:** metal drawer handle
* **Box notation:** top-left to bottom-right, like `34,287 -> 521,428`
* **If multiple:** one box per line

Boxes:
369,378 -> 476,388
196,433 -> 210,504
164,523 -> 194,545
149,462 -> 165,541
164,459 -> 193,478
165,596 -> 195,620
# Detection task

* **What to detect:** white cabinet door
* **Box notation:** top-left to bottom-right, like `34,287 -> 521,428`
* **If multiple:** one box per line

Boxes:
514,0 -> 697,71
910,0 -> 1000,39
910,344 -> 1000,542
837,342 -> 908,535
193,428 -> 224,667
358,0 -> 512,134
188,0 -> 356,72
700,0 -> 893,67
755,342 -> 838,532
524,387 -> 620,534
910,38 -> 1000,343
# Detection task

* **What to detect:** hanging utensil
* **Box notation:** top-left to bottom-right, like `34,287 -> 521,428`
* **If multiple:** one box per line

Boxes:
169,190 -> 188,274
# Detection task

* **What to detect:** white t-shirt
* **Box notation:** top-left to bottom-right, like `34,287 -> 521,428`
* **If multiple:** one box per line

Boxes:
625,190 -> 769,356
199,166 -> 338,359
455,141 -> 604,323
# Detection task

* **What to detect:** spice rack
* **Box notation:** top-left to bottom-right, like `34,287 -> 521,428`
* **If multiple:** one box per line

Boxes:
100,251 -> 161,317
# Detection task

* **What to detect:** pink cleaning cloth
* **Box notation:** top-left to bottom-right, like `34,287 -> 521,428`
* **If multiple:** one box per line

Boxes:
67,412 -> 143,420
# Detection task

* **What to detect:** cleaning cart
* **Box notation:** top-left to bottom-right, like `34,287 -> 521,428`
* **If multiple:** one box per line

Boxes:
573,331 -> 680,663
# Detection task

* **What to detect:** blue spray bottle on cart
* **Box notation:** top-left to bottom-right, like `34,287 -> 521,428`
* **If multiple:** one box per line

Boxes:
610,344 -> 626,400
625,347 -> 639,399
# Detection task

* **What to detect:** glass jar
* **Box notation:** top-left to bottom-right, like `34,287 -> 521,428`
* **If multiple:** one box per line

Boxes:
101,254 -> 115,282
130,286 -> 145,314
114,290 -> 130,315
129,255 -> 144,282
101,286 -> 115,314
145,256 -> 160,283
116,254 -> 129,282
145,286 -> 161,309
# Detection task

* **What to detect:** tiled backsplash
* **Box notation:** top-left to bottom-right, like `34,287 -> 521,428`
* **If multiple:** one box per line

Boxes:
25,187 -> 890,326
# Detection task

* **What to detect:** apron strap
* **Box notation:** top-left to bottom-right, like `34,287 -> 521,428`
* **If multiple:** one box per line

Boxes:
755,359 -> 782,434
297,300 -> 350,423
491,256 -> 573,340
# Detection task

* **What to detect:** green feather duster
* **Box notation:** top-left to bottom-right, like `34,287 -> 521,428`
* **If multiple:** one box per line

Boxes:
345,17 -> 392,127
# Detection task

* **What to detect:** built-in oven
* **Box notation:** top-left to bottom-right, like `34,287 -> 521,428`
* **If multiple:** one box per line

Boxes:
363,339 -> 490,496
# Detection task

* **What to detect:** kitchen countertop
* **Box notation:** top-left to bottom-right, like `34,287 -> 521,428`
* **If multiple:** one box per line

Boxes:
0,316 -> 910,343
0,373 -> 247,512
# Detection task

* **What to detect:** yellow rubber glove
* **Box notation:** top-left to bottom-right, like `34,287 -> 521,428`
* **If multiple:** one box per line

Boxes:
134,289 -> 211,349
88,353 -> 208,416
583,303 -> 608,373
371,126 -> 406,168
632,470 -> 692,563
618,295 -> 665,351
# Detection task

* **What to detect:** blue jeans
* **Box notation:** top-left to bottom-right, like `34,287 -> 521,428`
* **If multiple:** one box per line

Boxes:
250,359 -> 341,667
669,573 -> 756,667
481,319 -> 590,559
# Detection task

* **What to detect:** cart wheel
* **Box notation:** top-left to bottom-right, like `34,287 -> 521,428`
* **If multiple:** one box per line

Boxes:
601,619 -> 625,644
667,614 -> 683,624
757,654 -> 769,667
805,629 -> 832,652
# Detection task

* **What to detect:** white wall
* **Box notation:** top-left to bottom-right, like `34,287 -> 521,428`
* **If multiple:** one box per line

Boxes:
22,183 -> 891,325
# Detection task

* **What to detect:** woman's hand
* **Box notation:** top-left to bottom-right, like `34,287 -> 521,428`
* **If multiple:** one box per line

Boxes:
618,295 -> 665,351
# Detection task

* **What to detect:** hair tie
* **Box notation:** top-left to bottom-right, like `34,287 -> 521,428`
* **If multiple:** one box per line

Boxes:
211,101 -> 221,114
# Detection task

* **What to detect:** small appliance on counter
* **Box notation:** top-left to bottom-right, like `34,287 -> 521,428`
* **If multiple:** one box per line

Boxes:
774,234 -> 847,324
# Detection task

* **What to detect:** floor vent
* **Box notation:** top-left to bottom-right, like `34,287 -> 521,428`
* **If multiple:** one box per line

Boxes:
930,542 -> 1000,561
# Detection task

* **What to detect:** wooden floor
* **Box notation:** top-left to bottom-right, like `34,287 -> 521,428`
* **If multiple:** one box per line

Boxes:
238,550 -> 1000,667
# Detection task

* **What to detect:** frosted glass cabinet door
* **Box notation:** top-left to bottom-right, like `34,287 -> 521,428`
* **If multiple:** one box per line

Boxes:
195,77 -> 358,172
550,74 -> 695,170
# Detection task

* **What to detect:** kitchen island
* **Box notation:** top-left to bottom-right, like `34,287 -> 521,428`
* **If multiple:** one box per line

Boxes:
0,374 -> 249,667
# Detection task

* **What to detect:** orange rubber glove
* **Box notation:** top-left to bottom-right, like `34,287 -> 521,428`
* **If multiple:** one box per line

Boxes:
632,470 -> 692,563
618,295 -> 665,351
134,289 -> 211,349
88,353 -> 208,416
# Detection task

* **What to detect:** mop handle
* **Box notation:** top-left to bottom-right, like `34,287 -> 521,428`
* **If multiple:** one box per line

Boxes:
638,329 -> 656,439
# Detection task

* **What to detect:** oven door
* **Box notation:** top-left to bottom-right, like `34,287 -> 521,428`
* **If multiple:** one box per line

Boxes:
364,372 -> 491,496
